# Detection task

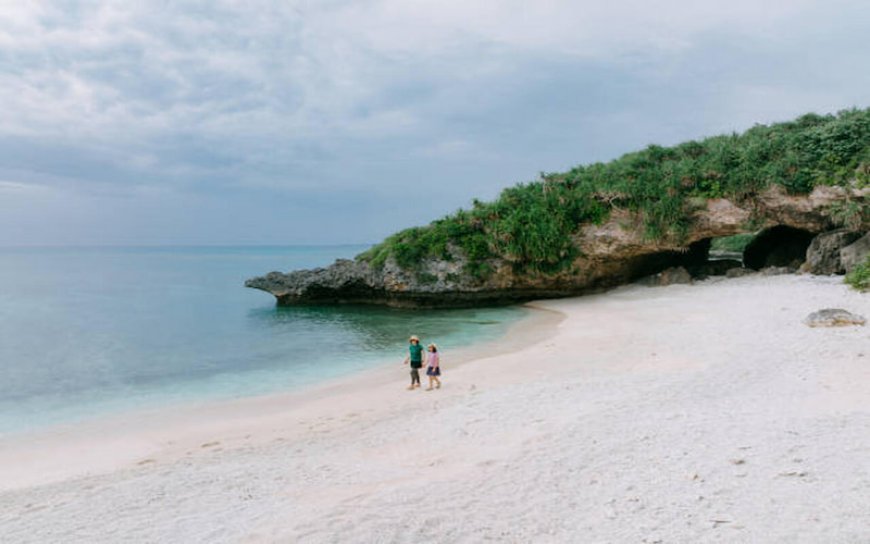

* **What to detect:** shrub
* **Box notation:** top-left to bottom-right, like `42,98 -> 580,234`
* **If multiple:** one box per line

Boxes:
845,255 -> 870,292
829,200 -> 869,231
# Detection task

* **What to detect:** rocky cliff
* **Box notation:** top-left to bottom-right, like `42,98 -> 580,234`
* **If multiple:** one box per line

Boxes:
246,185 -> 868,307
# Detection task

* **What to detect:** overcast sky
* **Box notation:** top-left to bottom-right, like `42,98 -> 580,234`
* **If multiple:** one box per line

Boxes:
0,1 -> 868,246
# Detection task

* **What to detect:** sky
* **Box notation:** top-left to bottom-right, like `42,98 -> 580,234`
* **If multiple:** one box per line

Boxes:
0,1 -> 868,246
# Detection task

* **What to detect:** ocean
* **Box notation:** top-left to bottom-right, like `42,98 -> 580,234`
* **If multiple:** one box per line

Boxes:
0,246 -> 527,435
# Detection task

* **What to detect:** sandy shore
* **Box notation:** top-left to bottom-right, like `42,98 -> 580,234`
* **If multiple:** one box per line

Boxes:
1,274 -> 868,543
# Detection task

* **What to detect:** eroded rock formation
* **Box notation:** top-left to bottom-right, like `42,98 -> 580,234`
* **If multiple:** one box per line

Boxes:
246,185 -> 868,307
840,232 -> 870,273
801,229 -> 865,275
803,308 -> 867,327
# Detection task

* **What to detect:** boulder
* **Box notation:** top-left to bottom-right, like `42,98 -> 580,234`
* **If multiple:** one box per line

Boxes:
760,266 -> 796,276
639,266 -> 692,287
801,229 -> 864,275
803,309 -> 866,327
840,232 -> 870,273
726,267 -> 756,278
688,259 -> 743,279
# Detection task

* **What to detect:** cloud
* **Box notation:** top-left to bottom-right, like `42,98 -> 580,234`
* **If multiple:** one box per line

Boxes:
0,2 -> 837,143
0,1 -> 868,244
0,180 -> 50,195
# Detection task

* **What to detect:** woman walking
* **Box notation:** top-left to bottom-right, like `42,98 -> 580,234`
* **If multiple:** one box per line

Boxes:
425,343 -> 441,390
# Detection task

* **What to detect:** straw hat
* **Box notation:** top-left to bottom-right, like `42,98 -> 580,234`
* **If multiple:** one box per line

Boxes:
409,335 -> 419,342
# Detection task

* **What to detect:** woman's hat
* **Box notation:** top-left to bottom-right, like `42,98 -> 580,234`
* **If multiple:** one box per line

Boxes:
409,335 -> 419,341
428,343 -> 437,350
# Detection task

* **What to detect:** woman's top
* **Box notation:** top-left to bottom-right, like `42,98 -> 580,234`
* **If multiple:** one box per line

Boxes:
427,351 -> 440,368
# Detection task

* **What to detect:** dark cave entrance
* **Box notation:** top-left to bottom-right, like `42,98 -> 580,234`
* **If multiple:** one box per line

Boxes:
636,226 -> 817,283
742,226 -> 815,270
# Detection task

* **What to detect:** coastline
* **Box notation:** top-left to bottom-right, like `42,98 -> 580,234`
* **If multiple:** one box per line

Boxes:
0,301 -> 563,492
1,274 -> 868,543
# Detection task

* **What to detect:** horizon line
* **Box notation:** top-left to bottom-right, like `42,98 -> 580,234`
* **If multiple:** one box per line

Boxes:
0,242 -> 375,249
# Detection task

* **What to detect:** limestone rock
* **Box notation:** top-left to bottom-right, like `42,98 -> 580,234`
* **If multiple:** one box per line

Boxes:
688,259 -> 742,279
760,266 -> 796,276
246,185 -> 869,307
803,309 -> 866,327
801,229 -> 864,275
639,266 -> 692,287
840,232 -> 870,273
725,267 -> 756,278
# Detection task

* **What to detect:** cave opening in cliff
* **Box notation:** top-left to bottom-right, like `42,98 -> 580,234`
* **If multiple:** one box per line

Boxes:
631,226 -> 819,284
709,233 -> 754,263
629,238 -> 715,281
742,225 -> 815,270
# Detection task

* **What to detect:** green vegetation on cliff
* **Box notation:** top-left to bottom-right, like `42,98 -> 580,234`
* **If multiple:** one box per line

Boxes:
710,233 -> 755,254
359,108 -> 870,278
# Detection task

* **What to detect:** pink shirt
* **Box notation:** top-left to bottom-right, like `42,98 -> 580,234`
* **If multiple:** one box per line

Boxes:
427,352 -> 440,368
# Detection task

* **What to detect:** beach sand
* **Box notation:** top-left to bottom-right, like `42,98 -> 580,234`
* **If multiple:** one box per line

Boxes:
1,274 -> 868,543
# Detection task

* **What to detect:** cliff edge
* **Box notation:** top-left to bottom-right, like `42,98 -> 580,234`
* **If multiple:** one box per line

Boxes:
247,109 -> 870,307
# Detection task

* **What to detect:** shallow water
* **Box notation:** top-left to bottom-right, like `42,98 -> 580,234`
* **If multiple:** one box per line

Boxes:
0,246 -> 526,434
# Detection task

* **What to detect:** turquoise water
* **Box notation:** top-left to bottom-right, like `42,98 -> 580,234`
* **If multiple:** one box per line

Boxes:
0,246 -> 526,434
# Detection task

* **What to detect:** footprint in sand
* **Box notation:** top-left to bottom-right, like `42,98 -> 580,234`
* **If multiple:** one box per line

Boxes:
777,470 -> 808,478
201,441 -> 221,448
137,458 -> 157,466
23,503 -> 48,514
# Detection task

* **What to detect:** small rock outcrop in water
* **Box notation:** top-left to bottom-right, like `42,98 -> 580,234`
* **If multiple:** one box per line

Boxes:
801,229 -> 864,275
803,309 -> 866,327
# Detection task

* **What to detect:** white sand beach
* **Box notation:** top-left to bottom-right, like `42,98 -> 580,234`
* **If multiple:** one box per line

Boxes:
1,274 -> 868,543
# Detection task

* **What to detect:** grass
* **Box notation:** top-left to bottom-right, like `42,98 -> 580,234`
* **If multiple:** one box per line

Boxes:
845,255 -> 870,291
